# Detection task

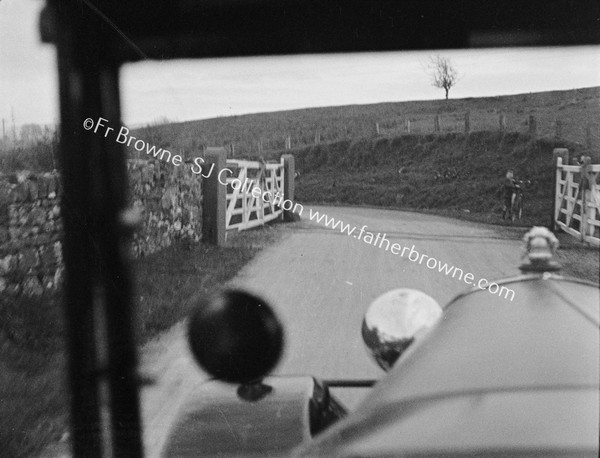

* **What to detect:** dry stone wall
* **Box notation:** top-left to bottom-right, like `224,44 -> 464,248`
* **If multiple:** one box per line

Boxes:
0,172 -> 62,296
0,159 -> 202,296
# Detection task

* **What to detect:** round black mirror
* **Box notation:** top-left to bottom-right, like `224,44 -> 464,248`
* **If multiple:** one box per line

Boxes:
188,289 -> 284,384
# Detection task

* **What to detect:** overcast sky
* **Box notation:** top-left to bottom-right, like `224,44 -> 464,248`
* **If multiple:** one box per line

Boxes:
1,0 -> 599,129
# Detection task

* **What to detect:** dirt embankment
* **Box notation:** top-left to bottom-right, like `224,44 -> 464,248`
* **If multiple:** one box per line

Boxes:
285,131 -> 591,227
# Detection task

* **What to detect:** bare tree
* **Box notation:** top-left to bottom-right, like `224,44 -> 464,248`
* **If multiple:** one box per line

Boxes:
428,55 -> 459,100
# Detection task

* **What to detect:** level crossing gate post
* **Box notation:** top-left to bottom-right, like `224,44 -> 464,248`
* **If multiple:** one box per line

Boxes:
551,148 -> 569,231
202,147 -> 228,246
282,154 -> 295,222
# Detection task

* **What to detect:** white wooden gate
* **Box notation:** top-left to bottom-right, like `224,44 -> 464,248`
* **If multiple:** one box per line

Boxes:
225,158 -> 285,231
554,157 -> 600,246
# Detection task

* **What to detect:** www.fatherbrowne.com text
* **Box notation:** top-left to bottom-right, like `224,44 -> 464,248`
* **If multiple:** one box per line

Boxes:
305,208 -> 516,302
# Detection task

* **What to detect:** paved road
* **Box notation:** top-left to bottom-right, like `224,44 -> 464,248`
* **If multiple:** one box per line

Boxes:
43,206 -> 527,458
139,206 -> 527,456
228,206 -> 526,404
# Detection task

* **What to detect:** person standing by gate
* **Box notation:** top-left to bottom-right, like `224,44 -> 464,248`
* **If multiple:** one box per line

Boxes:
502,169 -> 517,220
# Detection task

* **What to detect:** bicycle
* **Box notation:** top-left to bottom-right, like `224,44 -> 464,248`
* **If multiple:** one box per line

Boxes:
510,184 -> 524,221
501,179 -> 529,222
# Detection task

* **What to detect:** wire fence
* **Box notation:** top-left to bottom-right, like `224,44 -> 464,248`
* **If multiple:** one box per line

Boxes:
226,113 -> 600,156
375,113 -> 599,148
1,113 -> 598,169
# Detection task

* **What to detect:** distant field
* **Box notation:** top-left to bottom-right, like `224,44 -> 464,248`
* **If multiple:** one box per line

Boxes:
2,87 -> 598,172
127,86 -> 600,158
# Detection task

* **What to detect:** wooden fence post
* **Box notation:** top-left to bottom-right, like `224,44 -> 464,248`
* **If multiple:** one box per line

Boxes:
464,111 -> 470,134
499,114 -> 506,132
285,136 -> 291,150
405,119 -> 411,134
375,122 -> 380,135
281,154 -> 296,222
528,115 -> 537,138
586,125 -> 592,149
315,131 -> 321,144
202,147 -> 227,246
555,120 -> 562,139
551,148 -> 569,231
434,115 -> 440,133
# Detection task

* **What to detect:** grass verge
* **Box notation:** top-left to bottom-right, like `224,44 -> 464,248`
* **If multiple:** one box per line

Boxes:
132,223 -> 284,343
0,222 -> 285,458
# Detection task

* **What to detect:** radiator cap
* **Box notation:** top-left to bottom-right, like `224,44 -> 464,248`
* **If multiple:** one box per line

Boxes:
519,226 -> 561,273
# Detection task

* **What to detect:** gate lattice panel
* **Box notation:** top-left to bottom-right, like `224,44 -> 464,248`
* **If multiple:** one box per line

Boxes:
555,157 -> 600,247
225,158 -> 285,231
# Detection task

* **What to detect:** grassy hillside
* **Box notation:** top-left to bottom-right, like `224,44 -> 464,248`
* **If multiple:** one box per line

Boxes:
129,86 -> 599,157
2,87 -> 598,172
279,131 -> 588,227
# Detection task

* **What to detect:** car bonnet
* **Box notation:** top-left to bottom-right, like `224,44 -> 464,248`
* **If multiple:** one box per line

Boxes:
297,276 -> 600,457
